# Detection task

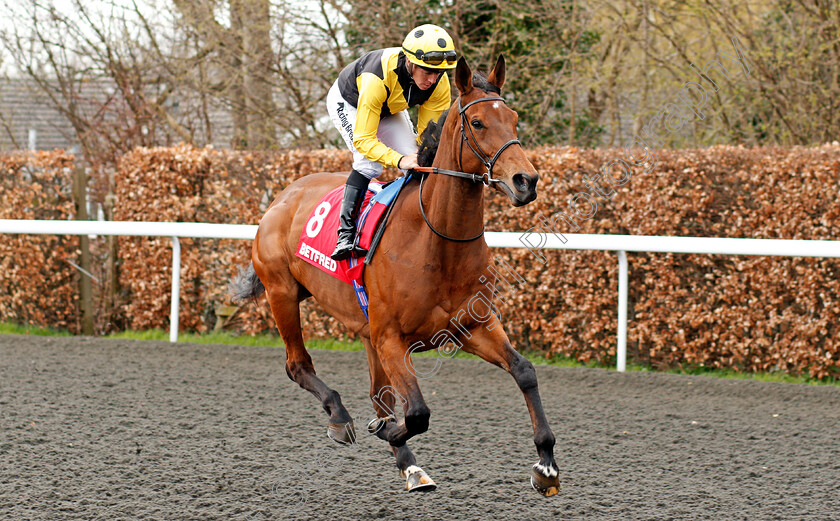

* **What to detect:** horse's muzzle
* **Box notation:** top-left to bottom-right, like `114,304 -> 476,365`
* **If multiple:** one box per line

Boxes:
507,172 -> 539,206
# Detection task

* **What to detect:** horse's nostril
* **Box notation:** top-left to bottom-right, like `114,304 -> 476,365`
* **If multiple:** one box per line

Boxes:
512,173 -> 529,192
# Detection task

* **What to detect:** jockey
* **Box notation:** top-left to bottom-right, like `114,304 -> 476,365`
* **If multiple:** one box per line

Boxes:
327,24 -> 457,260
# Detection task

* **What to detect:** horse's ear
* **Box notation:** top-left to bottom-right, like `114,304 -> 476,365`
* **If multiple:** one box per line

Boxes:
455,57 -> 473,96
488,54 -> 506,91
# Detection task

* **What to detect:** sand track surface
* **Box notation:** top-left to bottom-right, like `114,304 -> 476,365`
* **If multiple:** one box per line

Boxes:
1,334 -> 838,520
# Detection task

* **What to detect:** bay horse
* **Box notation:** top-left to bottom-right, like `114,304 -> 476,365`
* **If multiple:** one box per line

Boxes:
232,56 -> 560,496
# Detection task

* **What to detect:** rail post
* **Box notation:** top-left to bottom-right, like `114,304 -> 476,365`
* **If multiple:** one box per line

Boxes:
170,237 -> 181,342
617,250 -> 628,372
72,167 -> 94,335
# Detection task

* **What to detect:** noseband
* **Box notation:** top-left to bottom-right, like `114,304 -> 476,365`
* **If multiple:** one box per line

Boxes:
415,95 -> 522,242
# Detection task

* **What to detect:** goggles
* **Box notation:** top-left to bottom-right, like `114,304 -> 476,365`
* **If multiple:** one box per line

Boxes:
402,46 -> 457,67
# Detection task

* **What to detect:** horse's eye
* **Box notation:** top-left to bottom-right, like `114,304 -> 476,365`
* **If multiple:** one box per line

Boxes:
471,120 -> 484,130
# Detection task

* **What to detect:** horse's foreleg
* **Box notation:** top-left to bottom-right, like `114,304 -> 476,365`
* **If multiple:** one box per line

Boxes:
365,345 -> 418,468
461,326 -> 560,497
264,284 -> 354,444
364,344 -> 434,491
367,337 -> 430,449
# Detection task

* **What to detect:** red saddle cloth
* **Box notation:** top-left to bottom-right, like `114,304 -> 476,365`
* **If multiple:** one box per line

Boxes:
295,183 -> 388,284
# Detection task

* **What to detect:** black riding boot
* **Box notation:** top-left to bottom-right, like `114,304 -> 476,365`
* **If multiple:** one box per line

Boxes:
331,171 -> 370,261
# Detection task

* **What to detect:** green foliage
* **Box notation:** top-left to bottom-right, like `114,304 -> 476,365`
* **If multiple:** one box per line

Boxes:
459,1 -> 604,146
0,322 -> 72,337
340,0 -> 603,146
338,0 -> 840,147
612,0 -> 840,147
2,322 -> 837,386
103,328 -> 365,350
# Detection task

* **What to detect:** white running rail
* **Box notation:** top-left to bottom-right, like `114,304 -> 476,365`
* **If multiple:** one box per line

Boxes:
0,220 -> 256,343
3,219 -> 839,371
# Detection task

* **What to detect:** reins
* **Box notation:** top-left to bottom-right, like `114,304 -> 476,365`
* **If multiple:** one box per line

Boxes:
416,173 -> 485,242
412,94 -> 522,242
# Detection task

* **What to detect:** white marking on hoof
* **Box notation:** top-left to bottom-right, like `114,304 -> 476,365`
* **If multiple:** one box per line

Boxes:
533,462 -> 559,478
367,415 -> 394,434
401,465 -> 423,479
401,465 -> 436,492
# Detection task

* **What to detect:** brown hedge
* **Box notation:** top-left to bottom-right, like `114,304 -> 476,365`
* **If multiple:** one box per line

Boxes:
0,151 -> 80,332
111,145 -> 392,337
491,145 -> 840,378
4,144 -> 839,378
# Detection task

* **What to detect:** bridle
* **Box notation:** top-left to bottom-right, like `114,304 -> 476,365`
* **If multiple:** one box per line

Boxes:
414,94 -> 522,242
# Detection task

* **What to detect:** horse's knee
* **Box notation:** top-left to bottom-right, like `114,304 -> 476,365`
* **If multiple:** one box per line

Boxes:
404,405 -> 431,435
510,355 -> 538,392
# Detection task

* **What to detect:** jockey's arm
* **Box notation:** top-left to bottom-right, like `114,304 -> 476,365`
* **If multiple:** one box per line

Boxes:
352,73 -> 403,168
416,74 -> 452,142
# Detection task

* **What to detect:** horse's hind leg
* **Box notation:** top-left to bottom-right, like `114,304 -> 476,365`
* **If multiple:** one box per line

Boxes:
364,343 -> 436,492
264,281 -> 355,444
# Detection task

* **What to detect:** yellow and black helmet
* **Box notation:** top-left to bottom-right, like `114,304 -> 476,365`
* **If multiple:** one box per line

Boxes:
401,24 -> 457,69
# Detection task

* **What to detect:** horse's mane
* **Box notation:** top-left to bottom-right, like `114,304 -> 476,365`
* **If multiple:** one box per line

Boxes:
417,72 -> 500,167
417,109 -> 449,167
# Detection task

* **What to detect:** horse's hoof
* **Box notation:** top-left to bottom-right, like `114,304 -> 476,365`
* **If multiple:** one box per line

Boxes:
401,465 -> 437,492
367,415 -> 395,435
531,463 -> 560,497
327,421 -> 356,445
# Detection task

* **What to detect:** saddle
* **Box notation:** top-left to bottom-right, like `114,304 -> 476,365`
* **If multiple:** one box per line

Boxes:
295,175 -> 411,318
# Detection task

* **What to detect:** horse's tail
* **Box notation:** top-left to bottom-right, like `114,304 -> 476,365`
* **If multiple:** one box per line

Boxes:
230,262 -> 265,302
